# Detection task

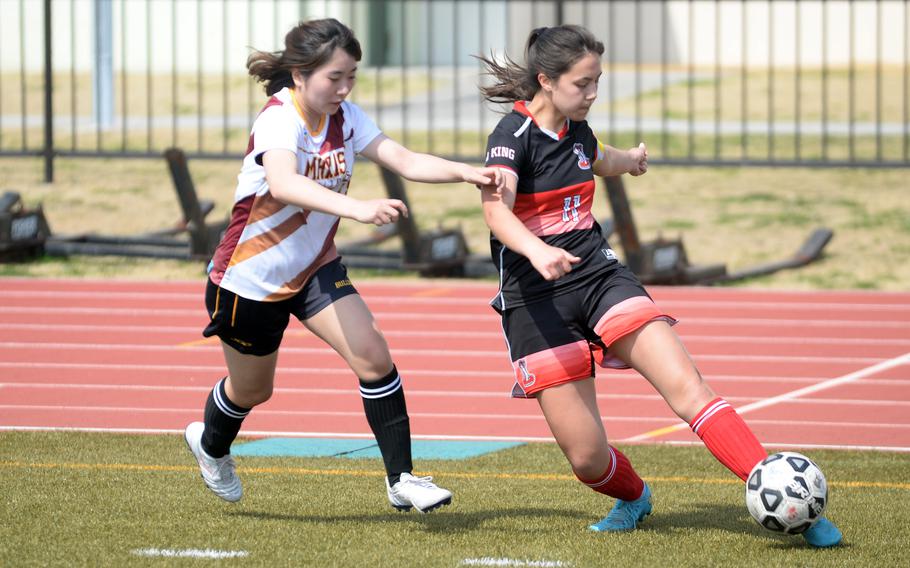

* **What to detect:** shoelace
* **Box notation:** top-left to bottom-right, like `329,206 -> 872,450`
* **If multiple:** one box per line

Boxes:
404,475 -> 437,489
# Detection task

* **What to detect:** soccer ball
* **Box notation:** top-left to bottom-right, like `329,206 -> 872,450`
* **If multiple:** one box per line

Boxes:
745,452 -> 828,534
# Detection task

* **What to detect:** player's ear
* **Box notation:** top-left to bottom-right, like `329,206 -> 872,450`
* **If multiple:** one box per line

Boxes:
538,72 -> 553,93
291,69 -> 305,88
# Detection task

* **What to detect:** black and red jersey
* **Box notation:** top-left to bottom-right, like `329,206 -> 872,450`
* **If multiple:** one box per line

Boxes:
484,101 -> 618,310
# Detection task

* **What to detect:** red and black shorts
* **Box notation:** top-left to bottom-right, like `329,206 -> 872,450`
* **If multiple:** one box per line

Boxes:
202,257 -> 359,356
500,266 -> 676,398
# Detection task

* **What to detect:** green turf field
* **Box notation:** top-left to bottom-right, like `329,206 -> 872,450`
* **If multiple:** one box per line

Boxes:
2,431 -> 908,566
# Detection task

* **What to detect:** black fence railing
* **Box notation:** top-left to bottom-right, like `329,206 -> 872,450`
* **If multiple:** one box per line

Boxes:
1,0 -> 908,181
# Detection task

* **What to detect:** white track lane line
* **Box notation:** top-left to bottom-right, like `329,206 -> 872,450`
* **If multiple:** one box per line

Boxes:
4,288 -> 910,312
0,341 -> 889,364
623,351 -> 910,442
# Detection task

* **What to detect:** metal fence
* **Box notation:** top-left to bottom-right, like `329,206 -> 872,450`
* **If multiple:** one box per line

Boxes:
1,0 -> 908,182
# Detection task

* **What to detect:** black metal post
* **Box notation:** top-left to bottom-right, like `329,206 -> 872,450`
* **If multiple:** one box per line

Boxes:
43,0 -> 54,182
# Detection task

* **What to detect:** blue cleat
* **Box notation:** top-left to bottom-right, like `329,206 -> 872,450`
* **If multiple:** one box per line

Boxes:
802,517 -> 842,548
589,483 -> 652,532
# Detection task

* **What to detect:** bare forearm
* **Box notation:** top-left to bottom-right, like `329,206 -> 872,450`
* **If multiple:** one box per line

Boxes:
484,203 -> 544,259
598,145 -> 636,176
269,174 -> 358,218
395,152 -> 473,183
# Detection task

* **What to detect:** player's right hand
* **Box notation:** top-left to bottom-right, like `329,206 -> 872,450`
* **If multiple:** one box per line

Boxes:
529,244 -> 581,281
354,199 -> 408,226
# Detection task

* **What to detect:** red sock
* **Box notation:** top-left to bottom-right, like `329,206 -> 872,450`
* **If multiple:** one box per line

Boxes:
574,446 -> 644,501
690,397 -> 767,481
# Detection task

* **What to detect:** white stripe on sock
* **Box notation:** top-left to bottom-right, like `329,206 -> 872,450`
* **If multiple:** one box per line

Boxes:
359,375 -> 402,399
585,447 -> 618,488
213,379 -> 249,419
691,399 -> 730,434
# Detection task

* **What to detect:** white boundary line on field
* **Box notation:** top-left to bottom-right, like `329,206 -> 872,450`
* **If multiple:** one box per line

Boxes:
131,548 -> 248,559
623,351 -> 910,442
2,425 -> 910,452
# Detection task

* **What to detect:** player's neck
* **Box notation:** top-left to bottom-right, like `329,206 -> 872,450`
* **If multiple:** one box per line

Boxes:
291,88 -> 325,133
526,94 -> 566,133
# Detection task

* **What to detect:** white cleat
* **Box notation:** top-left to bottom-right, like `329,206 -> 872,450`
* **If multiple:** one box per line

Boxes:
386,472 -> 452,513
184,421 -> 242,503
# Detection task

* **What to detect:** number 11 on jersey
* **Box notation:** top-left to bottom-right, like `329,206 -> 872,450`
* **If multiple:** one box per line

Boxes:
562,195 -> 581,222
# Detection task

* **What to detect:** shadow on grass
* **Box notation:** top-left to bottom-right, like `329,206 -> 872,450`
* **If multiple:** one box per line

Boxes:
230,506 -> 590,534
642,501 -> 850,550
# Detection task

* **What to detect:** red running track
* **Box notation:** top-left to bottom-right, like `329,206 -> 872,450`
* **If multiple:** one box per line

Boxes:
1,277 -> 909,452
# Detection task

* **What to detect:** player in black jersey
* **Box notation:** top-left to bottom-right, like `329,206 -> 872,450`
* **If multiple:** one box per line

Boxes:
475,25 -> 841,547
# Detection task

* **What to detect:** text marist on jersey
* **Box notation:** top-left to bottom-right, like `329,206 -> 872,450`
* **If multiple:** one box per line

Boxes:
302,147 -> 351,192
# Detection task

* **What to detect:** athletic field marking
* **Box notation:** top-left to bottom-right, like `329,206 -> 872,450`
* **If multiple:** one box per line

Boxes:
7,322 -> 910,347
5,288 -> 910,312
461,558 -> 569,567
625,351 -> 910,442
0,341 -> 890,365
132,548 -> 248,559
2,362 -> 905,385
3,305 -> 910,329
7,382 -> 910,408
3,427 -> 910,453
2,459 -> 908,489
5,402 -> 908,428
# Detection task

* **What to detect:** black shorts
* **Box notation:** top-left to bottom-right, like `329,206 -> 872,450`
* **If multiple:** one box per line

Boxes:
202,257 -> 358,356
500,265 -> 675,398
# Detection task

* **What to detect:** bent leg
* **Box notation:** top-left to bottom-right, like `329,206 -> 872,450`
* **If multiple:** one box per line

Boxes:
537,379 -> 644,501
202,343 -> 278,457
304,295 -> 410,480
610,320 -> 765,481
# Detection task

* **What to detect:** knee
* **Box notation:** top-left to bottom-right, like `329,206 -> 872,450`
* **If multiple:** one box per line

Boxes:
568,449 -> 610,481
229,381 -> 273,408
350,338 -> 394,379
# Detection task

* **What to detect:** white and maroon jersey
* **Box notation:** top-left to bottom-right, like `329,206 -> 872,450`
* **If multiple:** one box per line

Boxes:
209,88 -> 381,301
484,101 -> 614,310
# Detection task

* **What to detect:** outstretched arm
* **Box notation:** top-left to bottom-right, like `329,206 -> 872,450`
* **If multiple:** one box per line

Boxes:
263,149 -> 408,226
593,141 -> 649,177
360,134 -> 505,190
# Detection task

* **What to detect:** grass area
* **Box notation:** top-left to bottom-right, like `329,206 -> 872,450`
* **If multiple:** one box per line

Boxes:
1,155 -> 908,290
1,431 -> 908,566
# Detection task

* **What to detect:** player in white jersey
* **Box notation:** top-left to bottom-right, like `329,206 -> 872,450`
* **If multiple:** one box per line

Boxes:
184,18 -> 505,513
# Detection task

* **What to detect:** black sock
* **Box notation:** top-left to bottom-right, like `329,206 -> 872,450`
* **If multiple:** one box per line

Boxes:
360,365 -> 412,485
201,377 -> 251,458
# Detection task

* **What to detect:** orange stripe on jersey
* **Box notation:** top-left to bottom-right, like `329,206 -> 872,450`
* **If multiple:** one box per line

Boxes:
263,222 -> 340,301
247,192 -> 289,225
593,296 -> 675,346
512,339 -> 592,395
512,180 -> 595,237
227,210 -> 310,268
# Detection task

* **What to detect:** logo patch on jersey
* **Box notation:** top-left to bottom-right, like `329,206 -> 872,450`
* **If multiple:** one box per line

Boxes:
303,147 -> 347,183
572,143 -> 591,170
517,359 -> 536,388
601,248 -> 617,261
487,145 -> 516,161
334,278 -> 352,289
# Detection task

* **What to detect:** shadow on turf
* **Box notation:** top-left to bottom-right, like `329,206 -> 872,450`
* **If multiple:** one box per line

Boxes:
230,507 -> 590,534
642,501 -> 846,549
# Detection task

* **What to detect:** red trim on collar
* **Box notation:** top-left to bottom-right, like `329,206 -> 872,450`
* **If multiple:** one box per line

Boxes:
512,101 -> 569,139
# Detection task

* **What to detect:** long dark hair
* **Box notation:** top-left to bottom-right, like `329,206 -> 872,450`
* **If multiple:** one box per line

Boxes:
247,18 -> 362,96
477,25 -> 604,103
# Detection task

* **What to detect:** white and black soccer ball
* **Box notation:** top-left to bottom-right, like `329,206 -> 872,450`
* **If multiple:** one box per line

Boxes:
745,452 -> 828,535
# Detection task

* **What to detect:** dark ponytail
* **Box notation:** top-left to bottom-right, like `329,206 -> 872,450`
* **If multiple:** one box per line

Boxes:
247,18 -> 362,96
477,25 -> 604,104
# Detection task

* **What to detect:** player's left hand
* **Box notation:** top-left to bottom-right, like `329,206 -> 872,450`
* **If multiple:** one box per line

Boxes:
471,166 -> 507,194
628,142 -> 648,176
